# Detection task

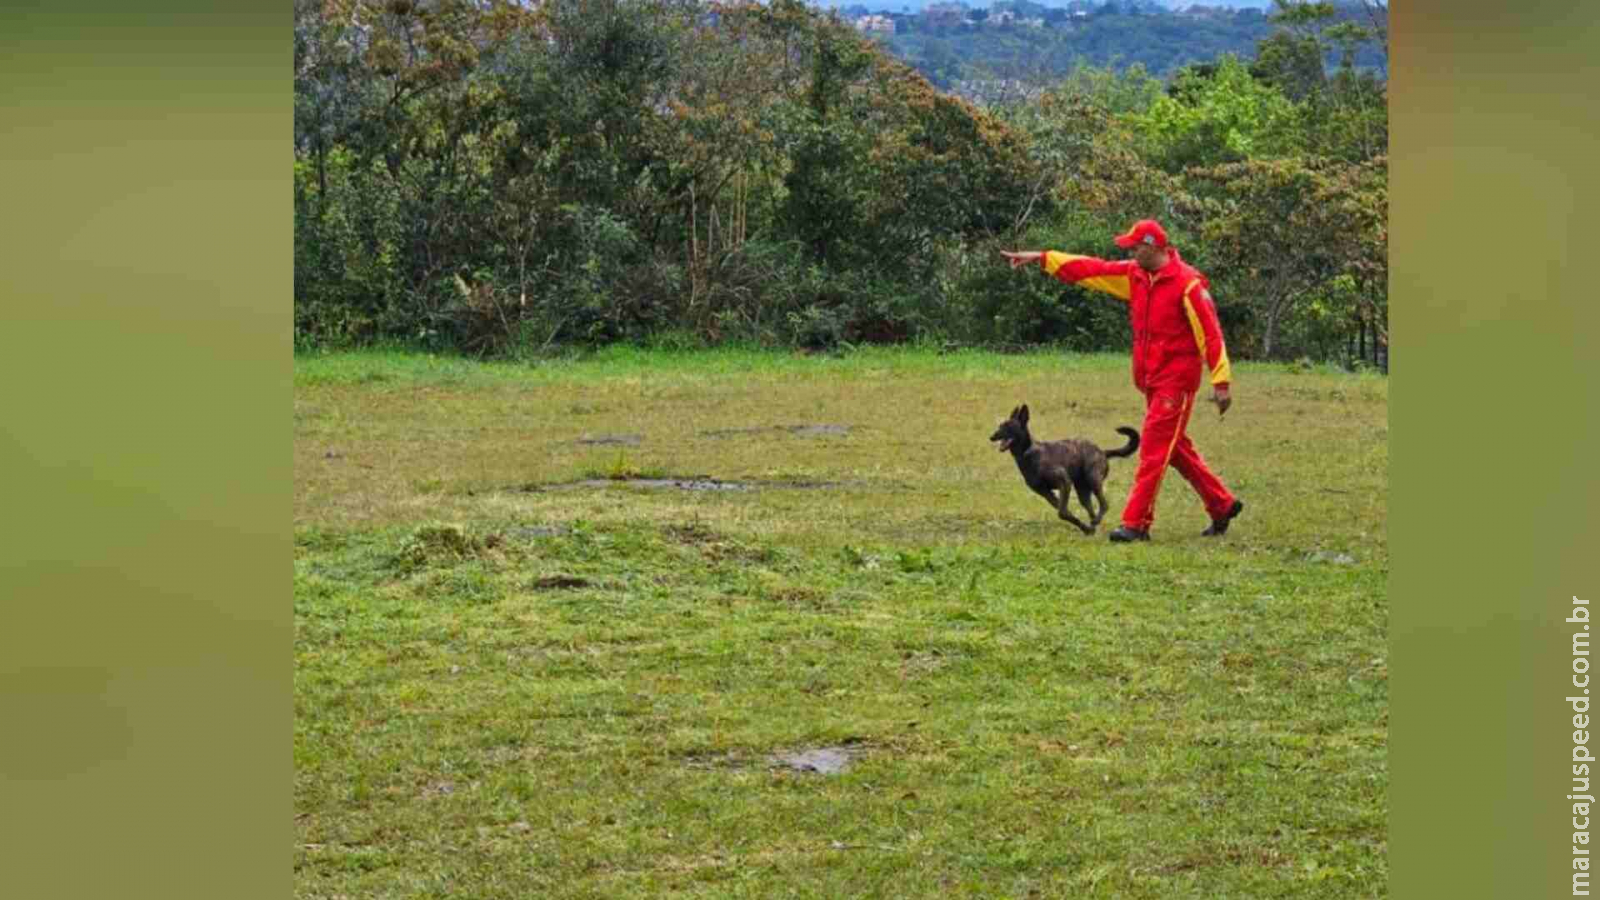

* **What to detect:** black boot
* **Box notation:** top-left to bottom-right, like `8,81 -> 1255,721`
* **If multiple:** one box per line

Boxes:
1202,499 -> 1244,537
1108,526 -> 1150,543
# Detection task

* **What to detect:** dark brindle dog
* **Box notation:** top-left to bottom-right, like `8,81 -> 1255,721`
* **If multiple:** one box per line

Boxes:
990,404 -> 1140,535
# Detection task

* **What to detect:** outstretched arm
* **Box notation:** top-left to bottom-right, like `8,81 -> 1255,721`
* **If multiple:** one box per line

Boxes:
1001,250 -> 1134,301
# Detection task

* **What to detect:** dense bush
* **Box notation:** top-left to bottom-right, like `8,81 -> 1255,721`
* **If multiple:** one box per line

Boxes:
295,0 -> 1387,368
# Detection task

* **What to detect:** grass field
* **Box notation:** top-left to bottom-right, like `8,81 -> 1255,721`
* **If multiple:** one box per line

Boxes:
294,346 -> 1388,898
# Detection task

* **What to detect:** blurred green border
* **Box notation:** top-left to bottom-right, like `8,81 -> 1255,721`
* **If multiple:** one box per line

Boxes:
1391,1 -> 1600,896
0,5 -> 288,899
2,2 -> 1596,897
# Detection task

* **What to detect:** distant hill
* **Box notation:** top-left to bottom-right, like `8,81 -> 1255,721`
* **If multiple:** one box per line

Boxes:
840,1 -> 1385,92
875,12 -> 1273,88
819,0 -> 1282,10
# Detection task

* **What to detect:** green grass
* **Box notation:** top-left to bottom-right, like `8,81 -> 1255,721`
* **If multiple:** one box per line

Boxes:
295,346 -> 1387,898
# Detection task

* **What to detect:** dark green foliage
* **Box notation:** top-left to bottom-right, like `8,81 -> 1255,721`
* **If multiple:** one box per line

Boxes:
294,0 -> 1387,366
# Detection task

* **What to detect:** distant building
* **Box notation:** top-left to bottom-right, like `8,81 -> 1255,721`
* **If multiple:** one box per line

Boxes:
854,13 -> 895,32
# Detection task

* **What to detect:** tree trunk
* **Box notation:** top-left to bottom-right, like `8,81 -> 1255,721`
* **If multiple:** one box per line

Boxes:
689,184 -> 701,305
315,143 -> 327,221
1263,297 -> 1286,360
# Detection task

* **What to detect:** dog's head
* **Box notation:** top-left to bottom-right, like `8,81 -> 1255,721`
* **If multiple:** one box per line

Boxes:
990,404 -> 1030,452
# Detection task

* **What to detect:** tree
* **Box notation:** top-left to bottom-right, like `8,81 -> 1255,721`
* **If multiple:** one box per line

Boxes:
1249,31 -> 1325,102
1128,55 -> 1302,172
294,0 -> 544,344
1181,156 -> 1384,359
1355,0 -> 1389,78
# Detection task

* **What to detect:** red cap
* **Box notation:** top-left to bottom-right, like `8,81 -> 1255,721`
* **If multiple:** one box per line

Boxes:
1113,219 -> 1169,249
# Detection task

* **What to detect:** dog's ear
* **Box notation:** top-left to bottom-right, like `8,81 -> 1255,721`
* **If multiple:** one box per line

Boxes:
1019,404 -> 1029,424
1009,405 -> 1021,421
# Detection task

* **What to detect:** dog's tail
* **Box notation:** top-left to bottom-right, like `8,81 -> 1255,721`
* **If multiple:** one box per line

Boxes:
1106,426 -> 1140,459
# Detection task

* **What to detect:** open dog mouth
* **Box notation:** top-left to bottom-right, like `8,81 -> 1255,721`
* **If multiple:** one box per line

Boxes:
995,438 -> 1012,452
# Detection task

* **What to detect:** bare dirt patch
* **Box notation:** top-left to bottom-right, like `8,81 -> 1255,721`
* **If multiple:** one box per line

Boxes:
532,575 -> 591,590
699,424 -> 851,439
771,746 -> 860,775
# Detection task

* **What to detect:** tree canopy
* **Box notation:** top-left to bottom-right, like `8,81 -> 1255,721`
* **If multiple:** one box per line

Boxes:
295,0 -> 1389,367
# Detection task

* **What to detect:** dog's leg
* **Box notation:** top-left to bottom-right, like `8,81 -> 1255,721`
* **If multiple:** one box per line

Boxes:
1075,482 -> 1101,532
1030,484 -> 1061,511
1054,483 -> 1092,534
1090,485 -> 1110,529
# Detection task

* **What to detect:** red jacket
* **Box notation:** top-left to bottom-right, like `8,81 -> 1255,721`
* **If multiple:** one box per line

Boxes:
1042,249 -> 1232,394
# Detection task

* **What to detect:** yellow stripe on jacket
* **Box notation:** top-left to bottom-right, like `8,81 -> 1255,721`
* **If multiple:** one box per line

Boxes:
1042,252 -> 1131,301
1182,280 -> 1232,386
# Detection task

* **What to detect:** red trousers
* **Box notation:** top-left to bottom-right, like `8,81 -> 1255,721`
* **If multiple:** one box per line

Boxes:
1122,388 -> 1235,531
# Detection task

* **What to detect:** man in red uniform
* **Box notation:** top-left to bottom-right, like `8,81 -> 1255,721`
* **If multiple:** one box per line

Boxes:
1001,219 -> 1244,542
